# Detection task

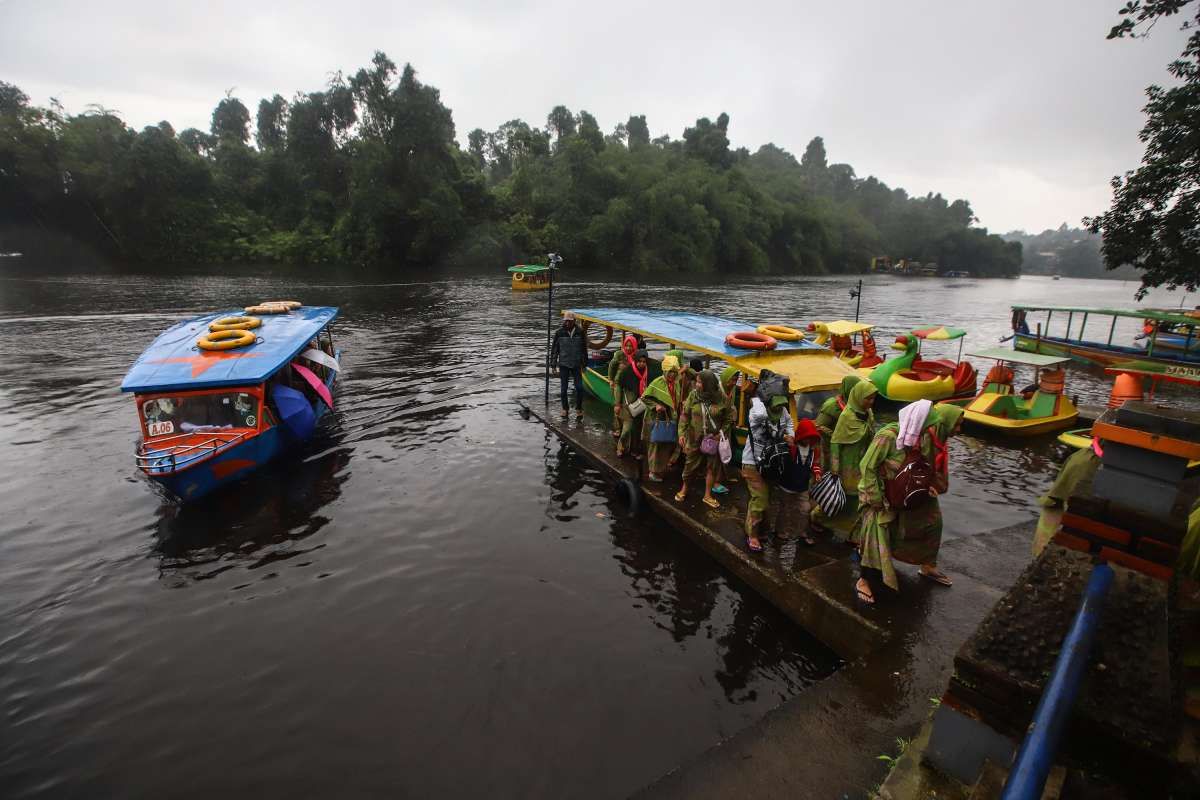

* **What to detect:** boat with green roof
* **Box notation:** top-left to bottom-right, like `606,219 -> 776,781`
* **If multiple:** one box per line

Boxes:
1011,305 -> 1200,377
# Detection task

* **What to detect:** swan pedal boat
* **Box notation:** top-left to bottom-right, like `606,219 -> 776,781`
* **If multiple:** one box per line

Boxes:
120,306 -> 341,501
938,348 -> 1077,436
858,325 -> 977,404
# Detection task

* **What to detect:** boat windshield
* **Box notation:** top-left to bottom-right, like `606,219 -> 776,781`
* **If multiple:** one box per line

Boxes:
140,391 -> 260,437
795,389 -> 835,420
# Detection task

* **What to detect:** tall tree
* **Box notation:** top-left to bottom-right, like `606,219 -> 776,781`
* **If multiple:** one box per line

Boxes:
210,95 -> 250,144
626,114 -> 650,148
1086,0 -> 1200,297
256,94 -> 288,151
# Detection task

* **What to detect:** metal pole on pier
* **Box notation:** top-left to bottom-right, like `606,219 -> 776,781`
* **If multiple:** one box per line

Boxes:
849,279 -> 863,322
543,252 -> 563,406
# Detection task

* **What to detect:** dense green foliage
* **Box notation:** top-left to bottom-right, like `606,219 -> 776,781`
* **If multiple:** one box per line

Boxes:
1,52 -> 1019,275
1086,1 -> 1200,298
1001,224 -> 1141,280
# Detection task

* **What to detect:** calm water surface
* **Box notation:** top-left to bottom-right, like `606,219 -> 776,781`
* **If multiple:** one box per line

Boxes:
0,269 -> 1193,798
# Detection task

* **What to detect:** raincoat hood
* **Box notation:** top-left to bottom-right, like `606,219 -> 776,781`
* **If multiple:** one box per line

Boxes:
831,380 -> 878,444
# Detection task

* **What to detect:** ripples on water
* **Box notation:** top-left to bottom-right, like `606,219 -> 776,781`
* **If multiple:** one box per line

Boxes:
0,269 -> 1194,798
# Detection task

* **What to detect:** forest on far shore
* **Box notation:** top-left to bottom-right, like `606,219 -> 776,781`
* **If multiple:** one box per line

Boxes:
0,52 -> 1022,276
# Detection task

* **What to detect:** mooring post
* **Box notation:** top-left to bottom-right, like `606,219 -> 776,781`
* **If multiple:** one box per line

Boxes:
855,279 -> 863,322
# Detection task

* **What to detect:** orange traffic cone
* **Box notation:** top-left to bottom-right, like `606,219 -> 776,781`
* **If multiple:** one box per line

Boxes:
1107,372 -> 1143,409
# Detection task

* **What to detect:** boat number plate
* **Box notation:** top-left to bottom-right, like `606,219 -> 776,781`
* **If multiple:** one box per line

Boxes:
149,420 -> 174,436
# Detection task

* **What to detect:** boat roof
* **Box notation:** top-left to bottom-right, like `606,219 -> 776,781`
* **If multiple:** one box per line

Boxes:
508,264 -> 552,274
121,306 -> 338,394
967,347 -> 1071,367
572,307 -> 856,392
912,325 -> 966,340
823,320 -> 874,335
1013,305 -> 1198,326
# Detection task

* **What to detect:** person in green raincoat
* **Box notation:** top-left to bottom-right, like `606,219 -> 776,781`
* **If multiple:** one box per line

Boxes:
852,403 -> 964,604
641,355 -> 683,481
614,349 -> 649,459
1032,443 -> 1101,556
815,376 -> 861,475
675,369 -> 732,508
816,380 -> 878,533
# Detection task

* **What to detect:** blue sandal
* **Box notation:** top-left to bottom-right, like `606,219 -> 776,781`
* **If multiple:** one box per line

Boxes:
712,484 -> 729,495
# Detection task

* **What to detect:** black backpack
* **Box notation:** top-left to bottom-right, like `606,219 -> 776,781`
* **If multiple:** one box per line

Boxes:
749,416 -> 791,483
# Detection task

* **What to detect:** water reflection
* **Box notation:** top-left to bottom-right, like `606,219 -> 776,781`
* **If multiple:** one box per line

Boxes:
540,438 -> 842,705
151,445 -> 351,585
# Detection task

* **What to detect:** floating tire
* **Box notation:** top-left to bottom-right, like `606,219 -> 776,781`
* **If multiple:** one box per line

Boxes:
615,477 -> 642,515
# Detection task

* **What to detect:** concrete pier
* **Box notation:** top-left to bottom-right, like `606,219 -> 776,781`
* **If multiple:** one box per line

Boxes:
520,395 -> 886,660
521,396 -> 1038,798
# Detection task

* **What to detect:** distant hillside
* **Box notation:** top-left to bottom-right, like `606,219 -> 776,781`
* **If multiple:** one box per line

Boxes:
1001,224 -> 1141,280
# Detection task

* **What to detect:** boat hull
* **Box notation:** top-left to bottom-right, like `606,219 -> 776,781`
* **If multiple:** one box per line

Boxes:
1014,333 -> 1200,373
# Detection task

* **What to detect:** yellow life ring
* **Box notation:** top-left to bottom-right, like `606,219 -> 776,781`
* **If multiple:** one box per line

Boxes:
263,300 -> 302,310
209,315 -> 262,332
245,304 -> 291,315
197,329 -> 256,351
513,272 -> 525,282
757,324 -> 804,342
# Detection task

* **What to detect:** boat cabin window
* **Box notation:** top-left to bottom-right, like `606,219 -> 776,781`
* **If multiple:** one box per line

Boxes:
140,391 -> 260,437
795,389 -> 835,421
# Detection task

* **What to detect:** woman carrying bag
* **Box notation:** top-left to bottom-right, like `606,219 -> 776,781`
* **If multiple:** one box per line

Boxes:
614,346 -> 649,459
815,380 -> 878,532
851,402 -> 964,605
740,389 -> 794,553
640,355 -> 683,482
770,418 -> 822,545
675,370 -> 732,509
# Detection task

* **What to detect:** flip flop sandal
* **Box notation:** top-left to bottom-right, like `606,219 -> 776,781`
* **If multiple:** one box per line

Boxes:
801,535 -> 817,546
855,585 -> 876,605
703,496 -> 720,509
746,536 -> 763,553
920,570 -> 953,587
712,484 -> 729,495
674,490 -> 687,502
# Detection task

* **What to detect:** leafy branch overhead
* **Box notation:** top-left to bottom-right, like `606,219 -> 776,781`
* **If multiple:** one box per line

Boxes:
1086,0 -> 1200,298
1,50 -> 1018,276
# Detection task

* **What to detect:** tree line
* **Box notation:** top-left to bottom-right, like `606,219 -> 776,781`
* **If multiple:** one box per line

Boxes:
0,52 -> 1021,276
1001,224 -> 1141,280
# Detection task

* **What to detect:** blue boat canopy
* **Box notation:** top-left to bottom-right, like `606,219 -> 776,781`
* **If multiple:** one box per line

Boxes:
121,306 -> 338,393
571,308 -> 825,356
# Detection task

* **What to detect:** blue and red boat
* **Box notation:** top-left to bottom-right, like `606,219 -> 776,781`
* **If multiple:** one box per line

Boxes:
120,303 -> 342,501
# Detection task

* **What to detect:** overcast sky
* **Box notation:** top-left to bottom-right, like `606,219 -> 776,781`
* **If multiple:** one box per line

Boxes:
1,0 -> 1188,233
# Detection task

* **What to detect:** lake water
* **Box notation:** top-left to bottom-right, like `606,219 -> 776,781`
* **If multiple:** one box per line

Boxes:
0,269 -> 1193,798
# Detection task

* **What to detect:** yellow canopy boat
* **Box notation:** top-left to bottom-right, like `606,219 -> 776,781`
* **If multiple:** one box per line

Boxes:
938,347 -> 1078,436
508,264 -> 554,291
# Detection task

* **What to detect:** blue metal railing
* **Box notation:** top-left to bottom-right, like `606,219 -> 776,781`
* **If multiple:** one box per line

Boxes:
1000,562 -> 1115,800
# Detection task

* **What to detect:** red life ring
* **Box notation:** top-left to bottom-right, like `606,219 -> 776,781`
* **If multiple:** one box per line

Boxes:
725,331 -> 777,350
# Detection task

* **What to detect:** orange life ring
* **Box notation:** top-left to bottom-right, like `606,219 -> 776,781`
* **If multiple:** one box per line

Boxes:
581,320 -> 613,349
725,331 -> 777,351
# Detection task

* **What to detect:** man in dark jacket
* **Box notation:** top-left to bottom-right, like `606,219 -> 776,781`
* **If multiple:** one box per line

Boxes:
550,311 -> 587,417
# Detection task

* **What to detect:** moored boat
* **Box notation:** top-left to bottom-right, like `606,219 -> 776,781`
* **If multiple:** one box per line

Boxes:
807,320 -> 884,368
859,325 -> 977,404
938,347 -> 1077,436
1011,305 -> 1200,373
571,308 -> 856,459
120,303 -> 341,501
509,264 -> 554,291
